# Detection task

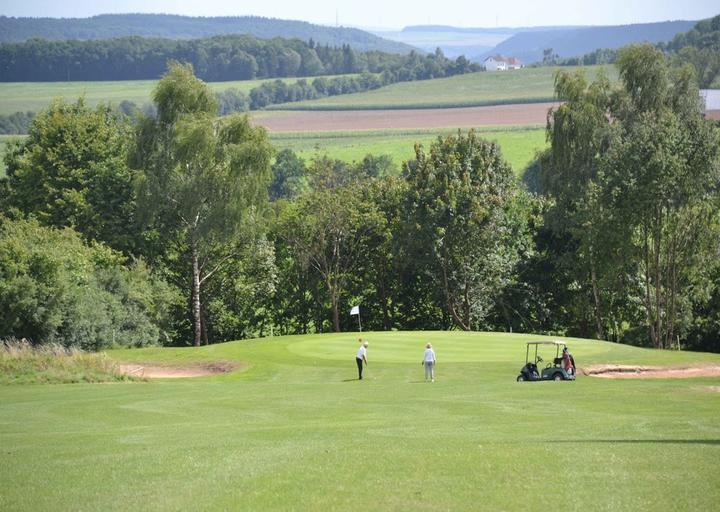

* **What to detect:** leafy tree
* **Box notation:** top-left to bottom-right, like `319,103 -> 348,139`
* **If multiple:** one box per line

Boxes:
543,44 -> 720,347
132,62 -> 273,346
541,69 -> 616,339
276,182 -> 385,332
403,131 -> 523,330
1,99 -> 139,254
269,149 -> 307,201
603,45 -> 720,348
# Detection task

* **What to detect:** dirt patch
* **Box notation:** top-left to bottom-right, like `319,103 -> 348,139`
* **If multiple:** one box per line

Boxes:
117,361 -> 240,379
582,364 -> 720,379
706,110 -> 720,121
251,102 -> 558,133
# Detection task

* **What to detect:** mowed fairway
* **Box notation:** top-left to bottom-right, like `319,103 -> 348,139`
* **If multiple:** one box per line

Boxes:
268,65 -> 618,110
2,331 -> 719,511
271,127 -> 546,173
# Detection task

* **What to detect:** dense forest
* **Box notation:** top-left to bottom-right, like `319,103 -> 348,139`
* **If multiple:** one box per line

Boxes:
2,46 -> 719,352
0,34 -> 474,82
556,15 -> 720,88
0,14 -> 414,54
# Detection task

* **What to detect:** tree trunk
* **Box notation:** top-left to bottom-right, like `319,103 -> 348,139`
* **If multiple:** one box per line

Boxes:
589,258 -> 605,340
654,216 -> 663,349
201,304 -> 209,346
330,289 -> 340,332
192,243 -> 202,347
643,228 -> 657,348
441,258 -> 470,331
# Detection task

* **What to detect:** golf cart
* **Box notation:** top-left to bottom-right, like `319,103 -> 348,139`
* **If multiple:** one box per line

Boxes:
516,341 -> 575,382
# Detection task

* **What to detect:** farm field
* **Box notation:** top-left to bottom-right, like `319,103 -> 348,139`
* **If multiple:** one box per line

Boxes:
2,331 -> 719,511
0,74 -> 358,116
268,65 -> 619,110
251,102 -> 555,131
271,126 -> 546,173
0,126 -> 546,177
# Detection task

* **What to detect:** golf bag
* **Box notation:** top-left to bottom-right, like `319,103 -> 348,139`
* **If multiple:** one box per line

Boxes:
520,362 -> 540,381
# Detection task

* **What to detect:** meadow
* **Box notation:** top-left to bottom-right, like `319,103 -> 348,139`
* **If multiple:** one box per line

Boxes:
2,331 -> 719,511
0,74 -> 356,116
268,65 -> 619,110
271,126 -> 546,173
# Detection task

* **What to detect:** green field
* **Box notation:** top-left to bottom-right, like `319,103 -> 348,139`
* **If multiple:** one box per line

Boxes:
0,128 -> 545,177
0,74 -> 357,116
2,331 -> 719,511
268,65 -> 619,110
271,126 -> 546,173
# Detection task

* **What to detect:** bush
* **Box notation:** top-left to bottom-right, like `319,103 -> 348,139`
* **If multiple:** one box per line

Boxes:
0,217 -> 181,350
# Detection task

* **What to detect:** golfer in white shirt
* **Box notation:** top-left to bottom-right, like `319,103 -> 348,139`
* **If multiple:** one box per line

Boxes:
422,343 -> 436,382
356,339 -> 368,380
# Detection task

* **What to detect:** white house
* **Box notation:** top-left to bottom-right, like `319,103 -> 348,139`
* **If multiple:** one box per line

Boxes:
484,55 -> 523,71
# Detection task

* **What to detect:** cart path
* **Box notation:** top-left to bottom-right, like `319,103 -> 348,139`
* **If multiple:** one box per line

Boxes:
251,102 -> 558,132
582,363 -> 720,379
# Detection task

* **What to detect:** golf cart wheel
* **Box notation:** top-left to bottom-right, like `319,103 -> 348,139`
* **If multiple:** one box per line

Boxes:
516,375 -> 525,382
553,373 -> 563,381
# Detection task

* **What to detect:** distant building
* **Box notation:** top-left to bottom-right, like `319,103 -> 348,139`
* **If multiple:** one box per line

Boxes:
700,89 -> 720,120
484,55 -> 524,71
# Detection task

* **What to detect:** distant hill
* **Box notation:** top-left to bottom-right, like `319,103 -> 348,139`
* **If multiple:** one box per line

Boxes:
478,20 -> 697,64
0,14 -> 415,54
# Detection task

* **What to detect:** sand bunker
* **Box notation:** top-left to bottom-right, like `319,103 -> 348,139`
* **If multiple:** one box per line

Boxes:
118,361 -> 239,379
582,364 -> 720,379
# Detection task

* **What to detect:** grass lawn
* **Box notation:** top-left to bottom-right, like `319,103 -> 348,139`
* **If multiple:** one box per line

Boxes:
268,65 -> 619,110
0,74 -> 358,116
2,331 -> 719,511
271,126 -> 546,175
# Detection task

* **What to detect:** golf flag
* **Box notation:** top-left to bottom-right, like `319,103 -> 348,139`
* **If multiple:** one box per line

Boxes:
350,305 -> 360,316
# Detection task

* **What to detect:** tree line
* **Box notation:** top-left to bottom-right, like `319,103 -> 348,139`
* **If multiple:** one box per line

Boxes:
1,47 -> 719,352
0,34 -> 477,82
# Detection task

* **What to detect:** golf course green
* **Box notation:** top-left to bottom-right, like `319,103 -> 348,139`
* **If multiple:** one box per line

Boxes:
2,331 -> 719,511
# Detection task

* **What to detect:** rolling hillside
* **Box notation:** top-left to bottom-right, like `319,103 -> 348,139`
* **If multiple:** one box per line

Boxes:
0,14 -> 415,53
480,20 -> 697,63
268,65 -> 618,110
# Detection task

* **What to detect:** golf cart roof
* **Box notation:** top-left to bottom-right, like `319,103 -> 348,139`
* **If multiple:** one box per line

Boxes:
526,341 -> 567,346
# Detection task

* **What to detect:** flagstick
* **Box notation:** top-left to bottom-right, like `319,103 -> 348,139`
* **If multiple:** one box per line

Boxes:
358,312 -> 362,332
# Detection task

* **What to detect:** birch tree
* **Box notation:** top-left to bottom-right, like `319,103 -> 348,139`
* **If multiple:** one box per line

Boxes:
132,62 -> 273,346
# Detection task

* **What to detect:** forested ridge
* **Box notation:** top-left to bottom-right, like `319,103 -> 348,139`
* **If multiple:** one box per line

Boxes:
1,46 -> 719,352
556,15 -> 720,88
0,34 -> 442,82
0,13 -> 414,53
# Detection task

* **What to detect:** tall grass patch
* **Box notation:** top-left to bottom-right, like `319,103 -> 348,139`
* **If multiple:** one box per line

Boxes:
0,339 -> 136,385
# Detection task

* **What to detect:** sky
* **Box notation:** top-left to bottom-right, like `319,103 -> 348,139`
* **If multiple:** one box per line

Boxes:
0,0 -> 718,29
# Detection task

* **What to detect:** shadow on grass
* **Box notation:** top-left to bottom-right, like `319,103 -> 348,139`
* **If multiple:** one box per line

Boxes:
552,439 -> 720,446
